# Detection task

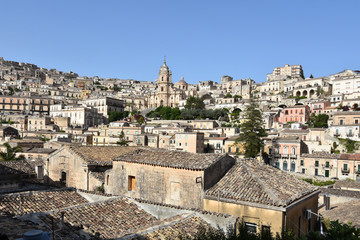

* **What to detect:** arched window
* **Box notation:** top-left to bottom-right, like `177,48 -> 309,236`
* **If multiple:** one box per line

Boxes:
106,175 -> 110,185
291,147 -> 296,155
283,161 -> 288,171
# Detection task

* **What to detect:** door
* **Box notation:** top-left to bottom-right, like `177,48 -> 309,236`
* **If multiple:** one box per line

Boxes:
60,172 -> 67,185
325,170 -> 329,178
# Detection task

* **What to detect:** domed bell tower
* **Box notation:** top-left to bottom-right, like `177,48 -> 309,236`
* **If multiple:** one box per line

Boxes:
158,57 -> 172,106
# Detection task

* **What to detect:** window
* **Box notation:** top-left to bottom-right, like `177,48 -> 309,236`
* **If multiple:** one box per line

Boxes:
356,120 -> 359,124
228,147 -> 231,152
340,120 -> 343,125
343,163 -> 348,171
291,162 -> 296,172
283,161 -> 288,171
315,161 -> 319,167
275,161 -> 279,169
315,169 -> 318,176
325,161 -> 329,168
185,142 -> 187,146
300,160 -> 304,166
137,139 -> 141,144
291,147 -> 296,155
245,222 -> 257,233
106,175 -> 110,185
302,168 -> 306,174
128,176 -> 135,191
262,226 -> 270,233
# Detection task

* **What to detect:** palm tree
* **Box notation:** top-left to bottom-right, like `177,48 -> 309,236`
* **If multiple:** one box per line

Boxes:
0,143 -> 25,161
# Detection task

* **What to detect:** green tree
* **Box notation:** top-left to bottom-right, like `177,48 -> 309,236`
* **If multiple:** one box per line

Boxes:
185,96 -> 205,110
0,143 -> 25,161
116,131 -> 128,146
309,74 -> 314,78
331,142 -> 339,154
236,99 -> 267,158
225,93 -> 232,98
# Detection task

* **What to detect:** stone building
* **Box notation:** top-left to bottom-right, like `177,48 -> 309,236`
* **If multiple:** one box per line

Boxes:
204,159 -> 319,237
0,96 -> 55,114
105,148 -> 235,208
45,145 -> 138,190
79,96 -> 124,118
148,59 -> 188,108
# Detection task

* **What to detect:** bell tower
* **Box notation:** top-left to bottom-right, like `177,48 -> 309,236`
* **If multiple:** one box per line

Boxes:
157,57 -> 172,106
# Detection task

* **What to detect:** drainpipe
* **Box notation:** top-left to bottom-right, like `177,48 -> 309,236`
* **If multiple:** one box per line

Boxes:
87,169 -> 90,191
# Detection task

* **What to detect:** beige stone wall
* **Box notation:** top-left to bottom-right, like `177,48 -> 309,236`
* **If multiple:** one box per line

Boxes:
105,162 -> 205,208
285,194 -> 319,237
203,199 -> 284,235
46,148 -> 88,190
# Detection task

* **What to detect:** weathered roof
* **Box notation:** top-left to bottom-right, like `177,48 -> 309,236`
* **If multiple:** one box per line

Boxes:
301,152 -> 340,159
42,197 -> 158,239
114,148 -> 231,170
340,153 -> 360,161
0,160 -> 35,176
334,111 -> 360,116
319,199 -> 360,228
66,145 -> 140,165
0,189 -> 88,216
137,215 -> 213,240
205,159 -> 317,207
334,180 -> 360,190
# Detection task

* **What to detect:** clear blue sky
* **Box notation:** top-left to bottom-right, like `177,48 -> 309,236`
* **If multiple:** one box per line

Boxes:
1,1 -> 359,84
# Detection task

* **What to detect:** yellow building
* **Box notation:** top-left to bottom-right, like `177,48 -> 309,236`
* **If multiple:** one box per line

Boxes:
203,160 -> 319,237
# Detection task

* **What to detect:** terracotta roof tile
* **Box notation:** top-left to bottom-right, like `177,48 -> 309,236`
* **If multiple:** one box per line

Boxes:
67,145 -> 140,165
0,190 -> 88,216
114,148 -> 230,170
205,159 -> 317,207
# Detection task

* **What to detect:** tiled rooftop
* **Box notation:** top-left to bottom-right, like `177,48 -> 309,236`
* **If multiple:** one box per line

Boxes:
42,198 -> 158,239
137,215 -> 212,240
301,152 -> 340,159
114,148 -> 229,170
334,180 -> 360,190
205,159 -> 317,207
340,153 -> 360,161
0,190 -> 88,216
319,199 -> 360,228
0,160 -> 35,176
67,145 -> 140,165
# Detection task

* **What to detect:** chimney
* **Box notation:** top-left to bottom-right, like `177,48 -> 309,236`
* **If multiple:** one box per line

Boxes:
323,195 -> 331,210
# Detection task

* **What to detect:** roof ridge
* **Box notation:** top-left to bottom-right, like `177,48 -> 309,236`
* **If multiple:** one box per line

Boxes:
240,161 -> 283,206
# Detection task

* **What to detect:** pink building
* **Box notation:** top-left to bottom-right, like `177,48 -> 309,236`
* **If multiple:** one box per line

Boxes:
277,105 -> 310,124
310,101 -> 330,114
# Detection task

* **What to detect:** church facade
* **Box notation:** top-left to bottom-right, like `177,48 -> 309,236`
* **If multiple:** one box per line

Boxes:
148,59 -> 188,108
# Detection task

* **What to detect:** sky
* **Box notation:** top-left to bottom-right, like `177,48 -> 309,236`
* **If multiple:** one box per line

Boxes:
1,0 -> 359,84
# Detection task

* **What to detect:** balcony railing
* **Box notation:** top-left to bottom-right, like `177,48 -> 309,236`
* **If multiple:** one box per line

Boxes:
342,168 -> 350,174
347,133 -> 354,137
290,154 -> 297,158
334,134 -> 341,137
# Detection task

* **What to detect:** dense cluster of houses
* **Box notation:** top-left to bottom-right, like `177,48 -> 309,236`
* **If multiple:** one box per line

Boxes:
1,57 -> 360,238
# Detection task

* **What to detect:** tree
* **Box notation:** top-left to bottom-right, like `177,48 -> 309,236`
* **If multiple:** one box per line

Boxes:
0,143 -> 25,161
185,96 -> 205,110
310,74 -> 314,78
236,99 -> 267,158
331,142 -> 339,154
116,131 -> 128,146
309,114 -> 329,128
225,93 -> 232,98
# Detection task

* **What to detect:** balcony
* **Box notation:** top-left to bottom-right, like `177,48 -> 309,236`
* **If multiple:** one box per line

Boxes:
334,134 -> 341,137
347,133 -> 354,137
290,154 -> 297,159
342,168 -> 350,174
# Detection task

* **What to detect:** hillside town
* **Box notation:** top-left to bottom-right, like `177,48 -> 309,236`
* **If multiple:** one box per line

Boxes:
1,56 -> 360,239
